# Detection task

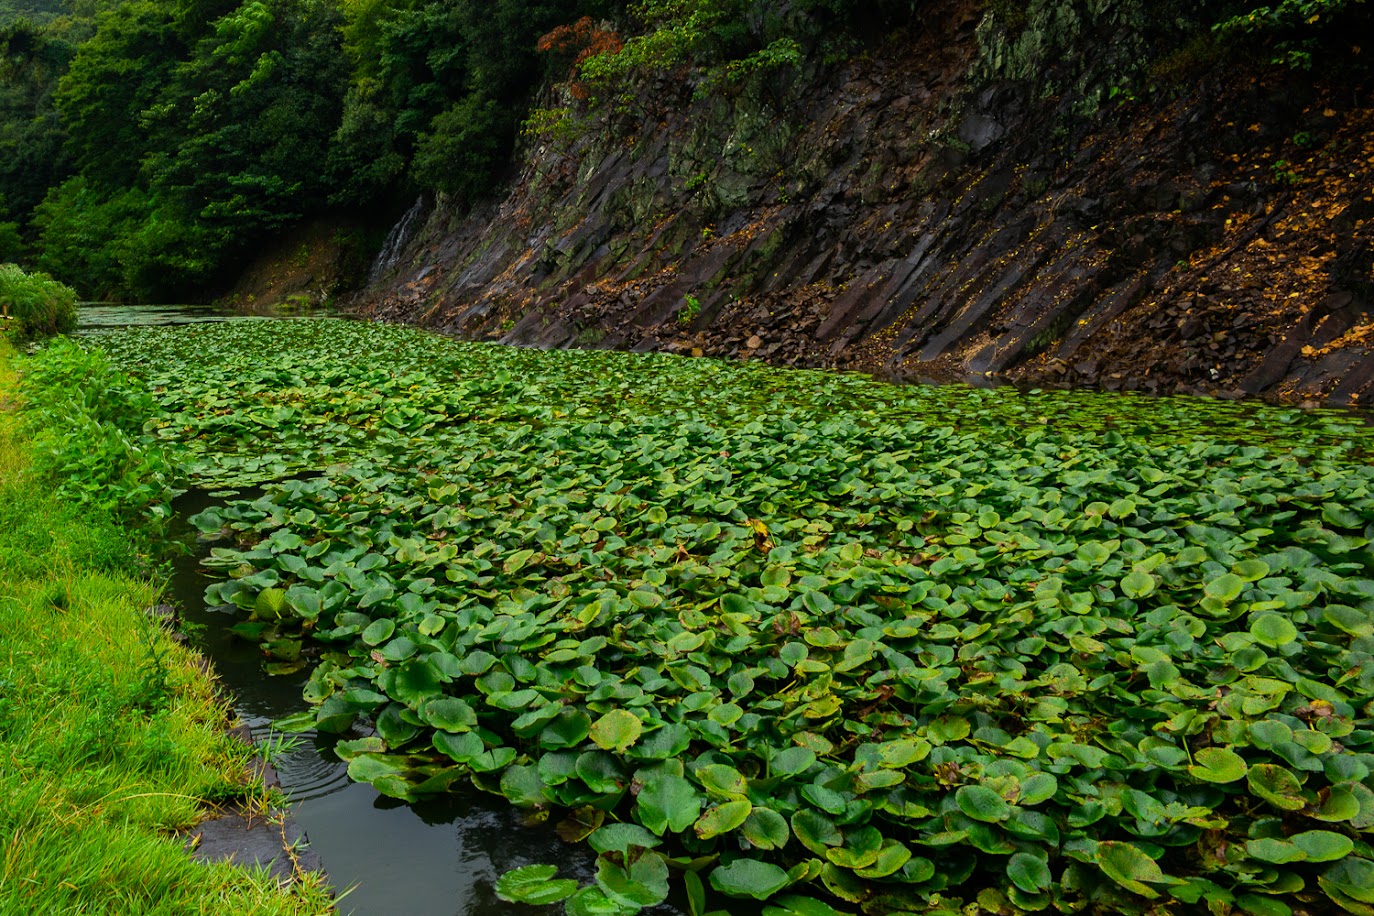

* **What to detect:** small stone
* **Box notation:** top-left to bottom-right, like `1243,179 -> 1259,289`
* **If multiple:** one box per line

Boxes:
746,335 -> 762,349
145,604 -> 177,626
691,348 -> 704,357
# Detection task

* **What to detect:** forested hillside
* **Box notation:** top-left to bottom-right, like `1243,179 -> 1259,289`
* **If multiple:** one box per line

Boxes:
0,0 -> 65,25
1,0 -> 1367,306
0,0 -> 625,298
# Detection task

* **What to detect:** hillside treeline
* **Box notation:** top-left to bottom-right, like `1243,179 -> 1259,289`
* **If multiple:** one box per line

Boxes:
0,0 -> 1363,300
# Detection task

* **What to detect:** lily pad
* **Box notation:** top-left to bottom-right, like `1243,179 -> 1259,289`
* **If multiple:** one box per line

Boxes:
494,865 -> 577,905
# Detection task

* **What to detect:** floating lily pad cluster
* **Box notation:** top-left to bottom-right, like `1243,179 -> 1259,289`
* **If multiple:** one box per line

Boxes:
91,320 -> 1374,915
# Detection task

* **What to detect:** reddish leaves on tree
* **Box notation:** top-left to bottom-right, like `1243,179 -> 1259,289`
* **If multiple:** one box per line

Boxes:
537,17 -> 622,100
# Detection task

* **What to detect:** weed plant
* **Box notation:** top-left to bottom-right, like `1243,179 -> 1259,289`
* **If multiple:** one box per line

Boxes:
18,338 -> 174,532
0,263 -> 77,339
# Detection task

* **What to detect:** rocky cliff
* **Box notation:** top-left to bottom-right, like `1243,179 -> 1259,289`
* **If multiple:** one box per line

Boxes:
354,0 -> 1374,405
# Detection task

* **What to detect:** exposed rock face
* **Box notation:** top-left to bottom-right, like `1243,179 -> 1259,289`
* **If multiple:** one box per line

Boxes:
354,0 -> 1374,405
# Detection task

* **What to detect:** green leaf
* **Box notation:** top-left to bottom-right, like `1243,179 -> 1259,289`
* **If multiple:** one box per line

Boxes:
698,764 -> 748,799
1205,574 -> 1247,603
1246,838 -> 1307,864
565,886 -> 637,916
636,774 -> 703,836
576,752 -> 625,794
742,807 -> 790,850
362,618 -> 395,645
590,709 -> 643,752
630,722 -> 691,759
1096,841 -> 1182,898
597,850 -> 670,908
589,823 -> 661,857
1316,786 -> 1362,822
470,746 -> 517,772
1188,747 -> 1248,783
420,696 -> 476,732
500,765 -> 550,808
494,865 -> 577,905
710,858 -> 792,900
855,839 -> 911,879
433,730 -> 483,763
762,896 -> 845,916
791,810 -> 843,856
1237,895 -> 1292,916
695,800 -> 753,839
1250,613 -> 1299,648
1290,830 -> 1354,862
1121,570 -> 1156,599
1018,773 -> 1058,806
772,747 -> 817,777
1248,763 -> 1306,811
928,716 -> 971,743
1007,852 -> 1052,893
686,870 -> 707,916
956,784 -> 1010,822
541,708 -> 592,750
1320,857 -> 1374,905
826,825 -> 882,868
503,548 -> 535,576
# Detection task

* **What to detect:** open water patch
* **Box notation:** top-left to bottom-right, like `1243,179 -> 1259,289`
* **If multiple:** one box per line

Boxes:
75,302 -> 342,336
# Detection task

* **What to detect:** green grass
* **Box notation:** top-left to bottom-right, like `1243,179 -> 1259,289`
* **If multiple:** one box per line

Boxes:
0,341 -> 333,915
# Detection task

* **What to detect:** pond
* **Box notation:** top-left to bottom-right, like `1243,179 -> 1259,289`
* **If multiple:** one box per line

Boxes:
75,301 -> 341,335
58,311 -> 1374,916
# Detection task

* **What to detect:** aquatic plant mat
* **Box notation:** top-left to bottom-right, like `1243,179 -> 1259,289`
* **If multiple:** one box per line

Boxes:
78,319 -> 1374,915
0,340 -> 332,915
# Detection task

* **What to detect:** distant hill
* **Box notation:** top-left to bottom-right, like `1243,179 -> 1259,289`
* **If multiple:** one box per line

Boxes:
0,0 -> 67,25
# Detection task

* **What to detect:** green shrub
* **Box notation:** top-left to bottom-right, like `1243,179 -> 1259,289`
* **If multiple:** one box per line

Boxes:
1214,0 -> 1369,69
0,262 -> 76,338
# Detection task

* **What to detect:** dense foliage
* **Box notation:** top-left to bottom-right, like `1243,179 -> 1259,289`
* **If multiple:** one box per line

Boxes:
0,0 -> 1365,300
0,0 -> 66,25
84,319 -> 1374,915
0,261 -> 75,336
18,336 -> 172,524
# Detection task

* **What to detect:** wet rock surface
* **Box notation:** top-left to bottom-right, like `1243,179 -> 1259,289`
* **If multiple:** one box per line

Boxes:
353,0 -> 1374,405
187,812 -> 322,885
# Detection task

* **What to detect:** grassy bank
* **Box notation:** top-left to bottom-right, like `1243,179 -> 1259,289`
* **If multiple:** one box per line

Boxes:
0,339 -> 332,915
